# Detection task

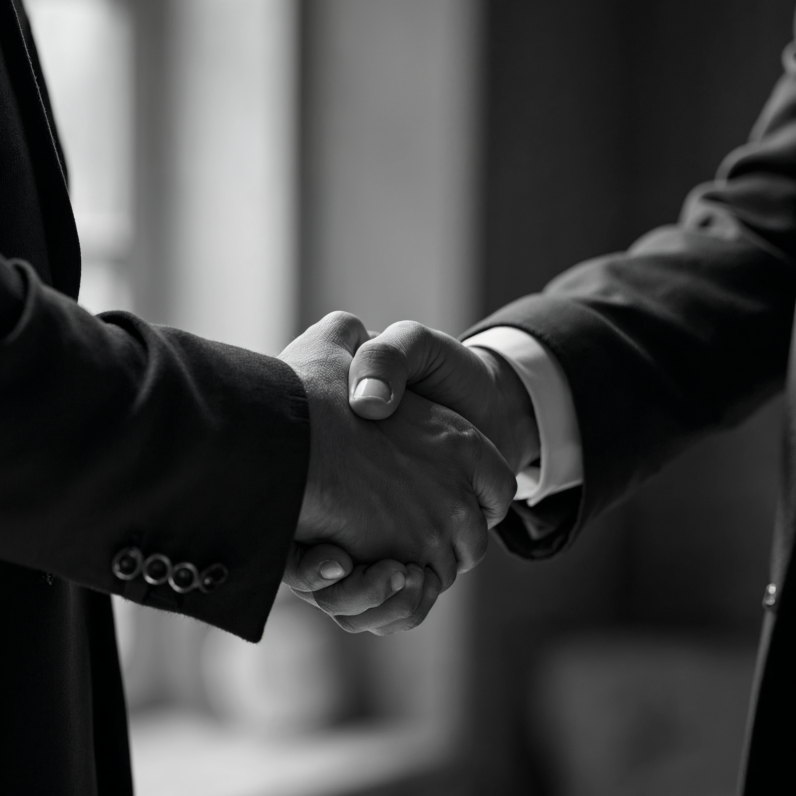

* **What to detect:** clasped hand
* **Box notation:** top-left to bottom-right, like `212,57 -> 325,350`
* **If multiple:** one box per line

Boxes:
279,312 -> 538,634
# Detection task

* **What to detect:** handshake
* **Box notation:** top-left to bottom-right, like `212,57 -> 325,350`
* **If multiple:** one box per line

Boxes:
278,311 -> 540,635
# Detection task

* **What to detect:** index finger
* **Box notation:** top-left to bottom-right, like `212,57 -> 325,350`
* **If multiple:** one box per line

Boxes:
348,321 -> 476,421
293,559 -> 408,618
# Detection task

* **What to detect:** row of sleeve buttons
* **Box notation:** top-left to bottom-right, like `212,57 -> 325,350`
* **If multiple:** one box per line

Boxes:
112,547 -> 228,594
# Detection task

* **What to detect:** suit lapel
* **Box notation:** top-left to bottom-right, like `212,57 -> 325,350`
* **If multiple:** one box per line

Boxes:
739,552 -> 796,793
738,323 -> 796,793
0,0 -> 80,297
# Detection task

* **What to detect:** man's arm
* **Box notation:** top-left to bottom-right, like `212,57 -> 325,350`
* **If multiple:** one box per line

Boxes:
463,327 -> 583,510
1,256 -> 309,642
463,35 -> 796,550
359,30 -> 796,556
280,311 -> 516,590
345,323 -> 584,558
0,264 -> 514,639
297,20 -> 796,625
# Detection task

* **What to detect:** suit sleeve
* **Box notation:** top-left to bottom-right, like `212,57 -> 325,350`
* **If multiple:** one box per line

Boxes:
0,255 -> 310,642
465,38 -> 796,559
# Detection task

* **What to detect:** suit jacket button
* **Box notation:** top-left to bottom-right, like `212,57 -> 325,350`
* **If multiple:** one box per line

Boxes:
143,554 -> 172,585
200,563 -> 228,593
762,583 -> 777,611
112,547 -> 143,581
169,562 -> 199,593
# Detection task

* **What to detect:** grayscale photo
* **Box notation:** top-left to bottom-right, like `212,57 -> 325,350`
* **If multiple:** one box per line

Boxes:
1,1 -> 793,794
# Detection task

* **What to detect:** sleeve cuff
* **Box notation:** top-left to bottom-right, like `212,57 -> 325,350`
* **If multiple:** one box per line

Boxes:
464,326 -> 583,508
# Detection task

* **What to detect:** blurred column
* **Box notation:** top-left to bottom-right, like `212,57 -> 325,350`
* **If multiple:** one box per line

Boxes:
125,0 -> 300,709
26,0 -> 134,313
299,0 -> 481,336
298,0 -> 483,757
133,0 -> 297,354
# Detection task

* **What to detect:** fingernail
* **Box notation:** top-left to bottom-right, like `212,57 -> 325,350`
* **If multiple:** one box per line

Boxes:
319,561 -> 345,580
353,378 -> 392,402
390,572 -> 406,593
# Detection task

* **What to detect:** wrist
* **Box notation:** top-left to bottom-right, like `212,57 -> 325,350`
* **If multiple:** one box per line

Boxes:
279,360 -> 328,544
472,347 -> 540,474
293,376 -> 335,544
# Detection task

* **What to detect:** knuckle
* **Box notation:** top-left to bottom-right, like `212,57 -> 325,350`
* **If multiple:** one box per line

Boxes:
422,525 -> 446,554
440,406 -> 473,436
448,499 -> 471,527
456,423 -> 482,458
323,311 -> 365,342
391,319 -> 426,342
325,310 -> 357,328
453,497 -> 484,531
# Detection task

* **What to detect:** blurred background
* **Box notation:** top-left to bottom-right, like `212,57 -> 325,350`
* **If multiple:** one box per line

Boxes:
24,0 -> 795,794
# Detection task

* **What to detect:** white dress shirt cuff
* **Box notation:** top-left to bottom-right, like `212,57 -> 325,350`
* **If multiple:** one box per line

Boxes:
464,327 -> 583,507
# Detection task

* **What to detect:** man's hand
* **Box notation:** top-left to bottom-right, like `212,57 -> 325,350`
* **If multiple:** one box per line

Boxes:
279,317 -> 537,635
278,312 -> 516,598
282,542 -> 441,635
349,321 -> 540,472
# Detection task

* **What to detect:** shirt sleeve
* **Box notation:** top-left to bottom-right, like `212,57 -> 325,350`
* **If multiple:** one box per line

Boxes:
464,326 -> 583,507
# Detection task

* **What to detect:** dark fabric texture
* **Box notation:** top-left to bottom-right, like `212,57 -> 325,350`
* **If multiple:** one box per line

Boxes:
0,2 -> 310,793
465,17 -> 796,796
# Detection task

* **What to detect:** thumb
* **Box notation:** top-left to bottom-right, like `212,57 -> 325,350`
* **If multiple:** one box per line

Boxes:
282,542 -> 354,592
349,321 -> 468,420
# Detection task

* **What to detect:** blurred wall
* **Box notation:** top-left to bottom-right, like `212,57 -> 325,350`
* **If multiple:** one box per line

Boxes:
298,0 -> 481,336
465,2 -> 795,795
123,0 -> 303,713
131,0 -> 297,355
298,3 -> 483,783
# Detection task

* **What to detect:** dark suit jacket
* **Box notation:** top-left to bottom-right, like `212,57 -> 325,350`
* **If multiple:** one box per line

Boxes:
467,17 -> 796,796
0,2 -> 309,793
